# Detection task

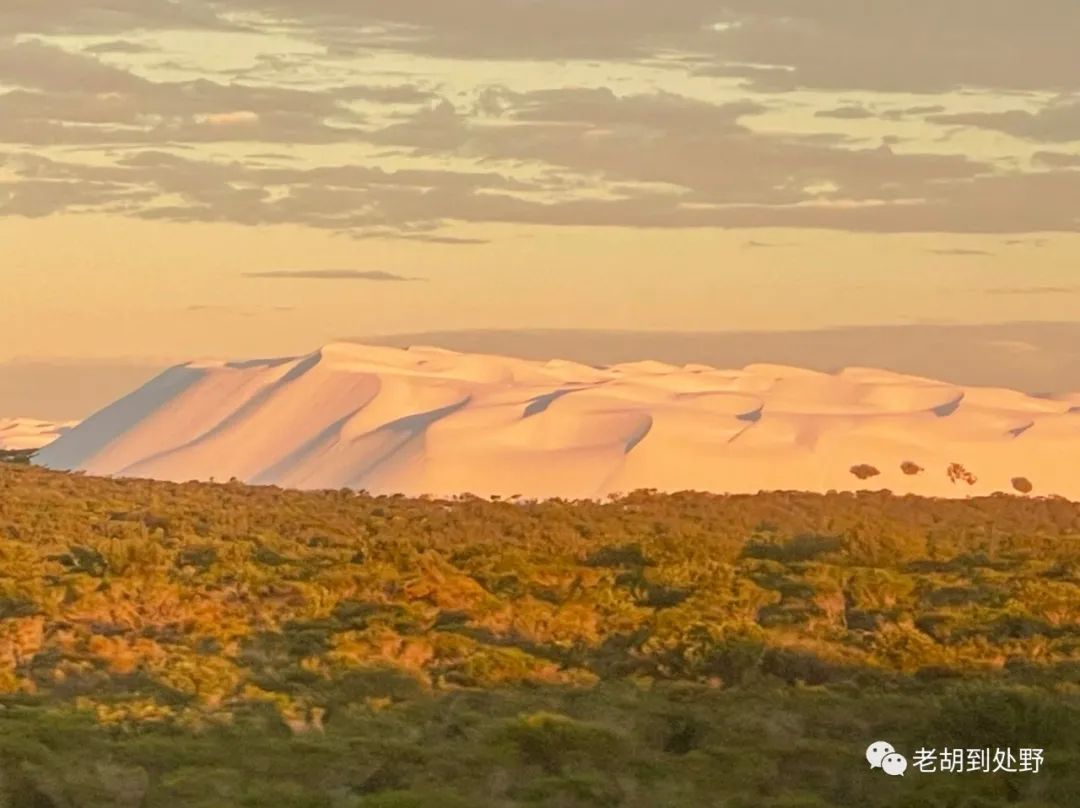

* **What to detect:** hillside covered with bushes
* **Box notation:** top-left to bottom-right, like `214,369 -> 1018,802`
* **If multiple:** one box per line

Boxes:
1,464 -> 1079,806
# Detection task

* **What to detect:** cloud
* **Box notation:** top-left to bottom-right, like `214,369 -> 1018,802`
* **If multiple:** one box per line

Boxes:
3,12 -> 1080,238
243,269 -> 425,281
352,230 -> 490,245
0,39 -> 148,93
878,104 -> 948,122
10,121 -> 1080,235
1033,150 -> 1080,168
8,3 -> 1080,97
209,1 -> 1080,95
187,303 -> 301,314
815,106 -> 875,120
217,0 -> 722,61
82,40 -> 155,55
334,84 -> 438,105
926,248 -> 993,256
929,97 -> 1080,142
0,154 -> 157,216
689,1 -> 1080,94
985,286 -> 1078,296
431,88 -> 982,204
743,240 -> 798,249
0,1 -> 226,37
498,87 -> 767,130
0,40 -> 364,146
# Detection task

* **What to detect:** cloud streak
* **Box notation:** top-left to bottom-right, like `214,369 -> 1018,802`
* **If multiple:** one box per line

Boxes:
1,5 -> 1079,239
985,286 -> 1079,296
927,248 -> 994,257
243,269 -> 425,282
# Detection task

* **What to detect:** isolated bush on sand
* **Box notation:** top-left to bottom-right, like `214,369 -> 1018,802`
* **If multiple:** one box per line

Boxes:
1012,477 -> 1034,494
947,463 -> 978,486
850,464 -> 881,481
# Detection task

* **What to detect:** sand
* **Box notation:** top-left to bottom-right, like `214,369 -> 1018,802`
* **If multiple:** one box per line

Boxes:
0,418 -> 76,451
35,343 -> 1080,500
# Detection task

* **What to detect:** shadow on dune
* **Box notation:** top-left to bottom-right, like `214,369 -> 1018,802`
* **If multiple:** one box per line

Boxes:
34,365 -> 205,470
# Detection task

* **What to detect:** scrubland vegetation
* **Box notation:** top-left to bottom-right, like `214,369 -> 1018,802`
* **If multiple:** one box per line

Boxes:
1,464 -> 1079,806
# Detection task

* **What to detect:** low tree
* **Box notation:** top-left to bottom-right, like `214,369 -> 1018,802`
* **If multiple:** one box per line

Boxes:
947,463 -> 977,486
1011,477 -> 1034,494
850,464 -> 881,481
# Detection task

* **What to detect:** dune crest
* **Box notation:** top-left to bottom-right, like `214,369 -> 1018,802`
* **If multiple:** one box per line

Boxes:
34,343 -> 1080,499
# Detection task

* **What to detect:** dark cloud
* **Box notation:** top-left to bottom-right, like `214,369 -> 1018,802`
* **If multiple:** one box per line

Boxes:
815,106 -> 875,120
332,84 -> 437,105
929,98 -> 1080,142
0,1 -> 224,37
691,1 -> 1080,94
879,104 -> 947,122
442,88 -> 982,206
500,87 -> 766,130
220,0 -> 720,61
82,40 -> 155,55
0,154 -> 156,216
2,14 -> 1079,237
7,3 -> 1080,98
1033,150 -> 1080,168
0,39 -> 148,93
8,119 -> 1080,236
9,110 -> 1080,235
899,105 -> 946,116
0,40 -> 367,146
214,1 -> 1080,96
243,269 -> 424,281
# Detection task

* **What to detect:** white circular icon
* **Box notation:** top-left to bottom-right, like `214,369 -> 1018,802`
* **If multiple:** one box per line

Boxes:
866,741 -> 896,769
882,752 -> 908,777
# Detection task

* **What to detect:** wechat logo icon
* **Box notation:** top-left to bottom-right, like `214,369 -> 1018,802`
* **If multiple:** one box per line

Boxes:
867,741 -> 908,777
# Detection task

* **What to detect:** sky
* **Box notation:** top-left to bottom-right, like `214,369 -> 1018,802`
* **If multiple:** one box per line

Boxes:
1,1 -> 1079,365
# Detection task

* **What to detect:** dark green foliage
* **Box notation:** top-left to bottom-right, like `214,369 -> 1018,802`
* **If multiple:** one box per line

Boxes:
0,465 -> 1079,806
1013,477 -> 1034,494
850,464 -> 881,481
0,449 -> 34,465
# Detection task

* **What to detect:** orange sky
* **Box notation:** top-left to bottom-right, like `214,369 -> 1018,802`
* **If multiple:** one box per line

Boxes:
1,3 -> 1078,361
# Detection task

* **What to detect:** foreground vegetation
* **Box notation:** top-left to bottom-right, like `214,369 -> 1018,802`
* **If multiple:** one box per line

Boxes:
1,465 -> 1079,806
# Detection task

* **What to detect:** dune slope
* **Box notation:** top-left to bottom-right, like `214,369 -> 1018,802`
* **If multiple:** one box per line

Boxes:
0,418 -> 76,451
35,343 -> 1080,499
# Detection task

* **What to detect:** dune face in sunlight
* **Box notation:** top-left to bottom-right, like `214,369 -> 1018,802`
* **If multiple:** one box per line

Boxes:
35,343 -> 1080,500
0,418 -> 76,451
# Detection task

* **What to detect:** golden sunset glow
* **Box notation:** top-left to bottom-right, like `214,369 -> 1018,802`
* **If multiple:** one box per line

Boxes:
1,2 -> 1078,382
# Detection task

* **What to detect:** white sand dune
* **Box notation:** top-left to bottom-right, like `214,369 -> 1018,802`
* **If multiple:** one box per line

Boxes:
34,343 -> 1080,500
0,418 -> 77,451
